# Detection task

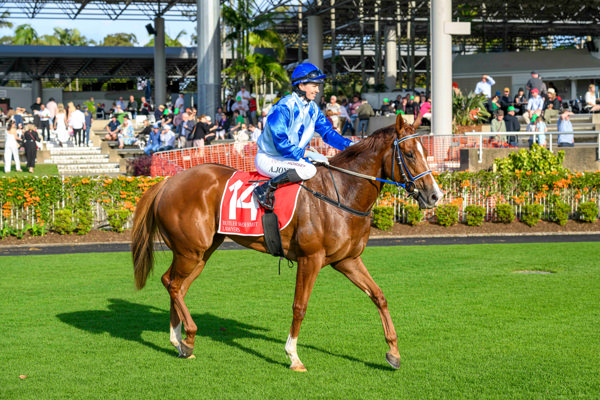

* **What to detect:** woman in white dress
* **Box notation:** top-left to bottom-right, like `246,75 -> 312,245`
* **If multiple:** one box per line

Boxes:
4,120 -> 22,173
54,103 -> 69,145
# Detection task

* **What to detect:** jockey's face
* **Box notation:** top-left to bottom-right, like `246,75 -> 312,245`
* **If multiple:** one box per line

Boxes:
299,82 -> 320,101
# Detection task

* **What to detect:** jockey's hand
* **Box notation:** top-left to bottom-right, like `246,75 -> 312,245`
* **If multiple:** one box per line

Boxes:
305,150 -> 329,165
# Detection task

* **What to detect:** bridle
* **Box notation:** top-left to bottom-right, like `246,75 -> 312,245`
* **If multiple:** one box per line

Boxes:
301,132 -> 433,217
390,133 -> 433,199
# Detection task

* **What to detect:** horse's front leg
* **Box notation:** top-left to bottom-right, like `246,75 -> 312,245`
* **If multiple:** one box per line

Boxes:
286,254 -> 323,372
332,256 -> 401,369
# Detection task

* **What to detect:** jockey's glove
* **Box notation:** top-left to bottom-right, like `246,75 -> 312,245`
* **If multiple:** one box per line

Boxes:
305,150 -> 329,165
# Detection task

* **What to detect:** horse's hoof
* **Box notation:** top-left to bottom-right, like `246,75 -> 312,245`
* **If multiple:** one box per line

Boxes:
178,342 -> 195,359
385,352 -> 401,369
290,364 -> 307,372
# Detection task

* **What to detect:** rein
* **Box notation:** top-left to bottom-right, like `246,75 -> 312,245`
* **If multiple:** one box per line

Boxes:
302,133 -> 433,216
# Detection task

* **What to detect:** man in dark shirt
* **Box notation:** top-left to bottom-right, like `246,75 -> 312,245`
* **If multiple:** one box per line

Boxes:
526,71 -> 545,99
504,106 -> 521,146
105,115 -> 121,141
499,87 -> 512,112
31,97 -> 42,128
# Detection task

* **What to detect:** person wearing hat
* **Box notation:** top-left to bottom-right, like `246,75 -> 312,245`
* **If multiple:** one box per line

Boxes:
144,124 -> 162,155
491,109 -> 507,143
105,114 -> 121,141
504,106 -> 520,146
157,124 -> 176,152
527,114 -> 547,147
499,87 -> 512,112
526,71 -> 545,99
231,95 -> 248,120
522,88 -> 544,125
474,74 -> 495,98
252,62 -> 353,210
543,88 -> 561,122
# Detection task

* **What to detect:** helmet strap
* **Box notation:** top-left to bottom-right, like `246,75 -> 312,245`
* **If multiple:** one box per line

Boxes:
293,85 -> 308,101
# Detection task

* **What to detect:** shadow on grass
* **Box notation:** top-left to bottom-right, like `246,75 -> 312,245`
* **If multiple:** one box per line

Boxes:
57,298 -> 391,371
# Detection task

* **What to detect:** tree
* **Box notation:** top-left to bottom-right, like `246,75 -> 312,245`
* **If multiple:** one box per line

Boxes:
0,10 -> 12,28
41,28 -> 94,46
100,33 -> 138,47
144,30 -> 187,47
13,24 -> 38,45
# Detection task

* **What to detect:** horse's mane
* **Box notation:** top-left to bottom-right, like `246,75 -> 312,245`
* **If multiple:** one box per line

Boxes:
329,124 -> 396,167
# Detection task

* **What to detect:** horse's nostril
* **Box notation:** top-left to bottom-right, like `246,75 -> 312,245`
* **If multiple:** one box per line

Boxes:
431,193 -> 438,202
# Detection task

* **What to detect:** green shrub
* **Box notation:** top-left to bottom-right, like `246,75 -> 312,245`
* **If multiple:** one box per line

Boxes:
372,206 -> 394,231
27,223 -> 47,236
495,203 -> 515,224
549,200 -> 570,226
493,144 -> 568,174
75,210 -> 94,235
405,204 -> 423,226
106,209 -> 132,233
520,203 -> 544,227
54,209 -> 75,235
576,201 -> 599,223
436,204 -> 459,227
465,204 -> 486,226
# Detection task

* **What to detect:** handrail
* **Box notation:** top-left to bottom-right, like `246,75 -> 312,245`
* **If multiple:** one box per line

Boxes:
463,130 -> 600,163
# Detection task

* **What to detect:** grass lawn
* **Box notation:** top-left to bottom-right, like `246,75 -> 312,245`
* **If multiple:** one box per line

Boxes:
1,243 -> 599,399
0,163 -> 59,177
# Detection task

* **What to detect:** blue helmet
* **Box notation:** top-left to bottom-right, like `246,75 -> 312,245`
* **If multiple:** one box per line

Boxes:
291,63 -> 326,86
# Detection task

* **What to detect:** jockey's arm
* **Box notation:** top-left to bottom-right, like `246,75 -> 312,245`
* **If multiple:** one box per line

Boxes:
314,110 -> 353,151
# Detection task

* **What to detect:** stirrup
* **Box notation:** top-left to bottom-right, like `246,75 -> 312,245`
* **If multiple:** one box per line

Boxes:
253,183 -> 275,210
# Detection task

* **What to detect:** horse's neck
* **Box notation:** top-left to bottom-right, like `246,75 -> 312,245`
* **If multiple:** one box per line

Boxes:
328,149 -> 387,212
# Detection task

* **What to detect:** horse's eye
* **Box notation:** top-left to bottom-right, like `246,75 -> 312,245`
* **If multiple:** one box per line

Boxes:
406,151 -> 414,158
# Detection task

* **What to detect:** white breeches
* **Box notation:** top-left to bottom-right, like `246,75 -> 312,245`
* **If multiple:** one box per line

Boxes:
4,141 -> 21,173
255,150 -> 316,180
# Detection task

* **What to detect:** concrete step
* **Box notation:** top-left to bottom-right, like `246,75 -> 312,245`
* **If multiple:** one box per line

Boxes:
57,163 -> 120,170
49,147 -> 103,155
44,155 -> 110,163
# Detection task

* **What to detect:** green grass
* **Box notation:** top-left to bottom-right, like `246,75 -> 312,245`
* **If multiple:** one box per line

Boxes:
0,163 -> 59,176
1,243 -> 599,399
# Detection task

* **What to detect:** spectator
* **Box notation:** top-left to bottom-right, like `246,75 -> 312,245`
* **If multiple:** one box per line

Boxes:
259,109 -> 268,131
504,106 -> 520,146
522,88 -> 544,125
215,113 -> 229,140
204,116 -> 217,144
214,106 -> 223,124
105,114 -> 121,141
452,82 -> 462,97
248,123 -> 261,142
236,87 -> 252,104
39,104 -> 52,141
543,88 -> 561,122
514,88 -> 528,115
84,96 -> 96,116
356,98 -> 375,138
190,115 -> 214,148
178,112 -> 195,148
584,84 -> 600,113
499,87 -> 512,112
82,104 -> 93,147
54,103 -> 69,145
69,105 -> 86,147
340,99 -> 353,135
116,96 -> 125,110
557,110 -> 575,147
3,120 -> 22,173
31,97 -> 42,128
318,95 -> 327,112
228,110 -> 245,138
526,71 -> 545,98
225,94 -> 235,118
380,98 -> 392,115
113,104 -> 127,124
491,109 -> 507,142
139,96 -> 151,116
46,97 -> 58,126
161,108 -> 173,127
174,93 -> 185,111
136,119 -> 152,148
118,117 -> 137,149
326,95 -> 341,132
126,95 -> 138,119
157,125 -> 176,152
474,74 -> 495,98
144,124 -> 162,155
420,97 -> 432,125
248,96 -> 257,125
233,122 -> 250,155
22,123 -> 40,173
13,107 -> 24,129
172,108 -> 183,131
154,105 -> 165,122
231,96 -> 248,119
528,114 -> 547,147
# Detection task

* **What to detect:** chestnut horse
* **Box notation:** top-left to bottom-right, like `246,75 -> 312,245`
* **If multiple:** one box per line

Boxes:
132,114 -> 443,371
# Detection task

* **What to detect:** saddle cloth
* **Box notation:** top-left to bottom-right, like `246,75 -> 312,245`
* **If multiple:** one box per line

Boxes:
217,171 -> 301,236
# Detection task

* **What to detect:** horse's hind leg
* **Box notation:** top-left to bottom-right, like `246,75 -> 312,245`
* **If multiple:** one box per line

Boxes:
332,256 -> 401,369
162,235 -> 225,358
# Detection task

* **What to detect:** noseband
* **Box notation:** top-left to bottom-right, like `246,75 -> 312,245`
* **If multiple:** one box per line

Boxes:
391,133 -> 433,199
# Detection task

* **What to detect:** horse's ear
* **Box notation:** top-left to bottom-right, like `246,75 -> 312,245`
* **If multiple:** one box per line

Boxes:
413,113 -> 423,129
395,112 -> 405,134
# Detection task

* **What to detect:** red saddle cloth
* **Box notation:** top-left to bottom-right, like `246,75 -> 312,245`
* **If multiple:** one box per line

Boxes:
217,171 -> 301,236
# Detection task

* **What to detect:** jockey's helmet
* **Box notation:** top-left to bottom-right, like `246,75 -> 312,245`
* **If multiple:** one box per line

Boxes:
291,63 -> 326,86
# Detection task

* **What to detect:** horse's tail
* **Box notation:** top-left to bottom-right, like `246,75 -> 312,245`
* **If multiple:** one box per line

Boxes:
132,179 -> 167,290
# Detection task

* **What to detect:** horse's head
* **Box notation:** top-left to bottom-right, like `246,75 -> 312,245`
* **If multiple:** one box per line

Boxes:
386,114 -> 443,209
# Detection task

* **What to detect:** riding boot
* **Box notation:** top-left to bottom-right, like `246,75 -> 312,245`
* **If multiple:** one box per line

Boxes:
253,169 -> 302,210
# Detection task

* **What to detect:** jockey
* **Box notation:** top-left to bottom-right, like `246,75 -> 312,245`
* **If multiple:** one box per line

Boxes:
253,62 -> 353,210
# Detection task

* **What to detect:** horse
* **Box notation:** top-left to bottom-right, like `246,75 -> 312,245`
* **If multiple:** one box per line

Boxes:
132,113 -> 443,371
